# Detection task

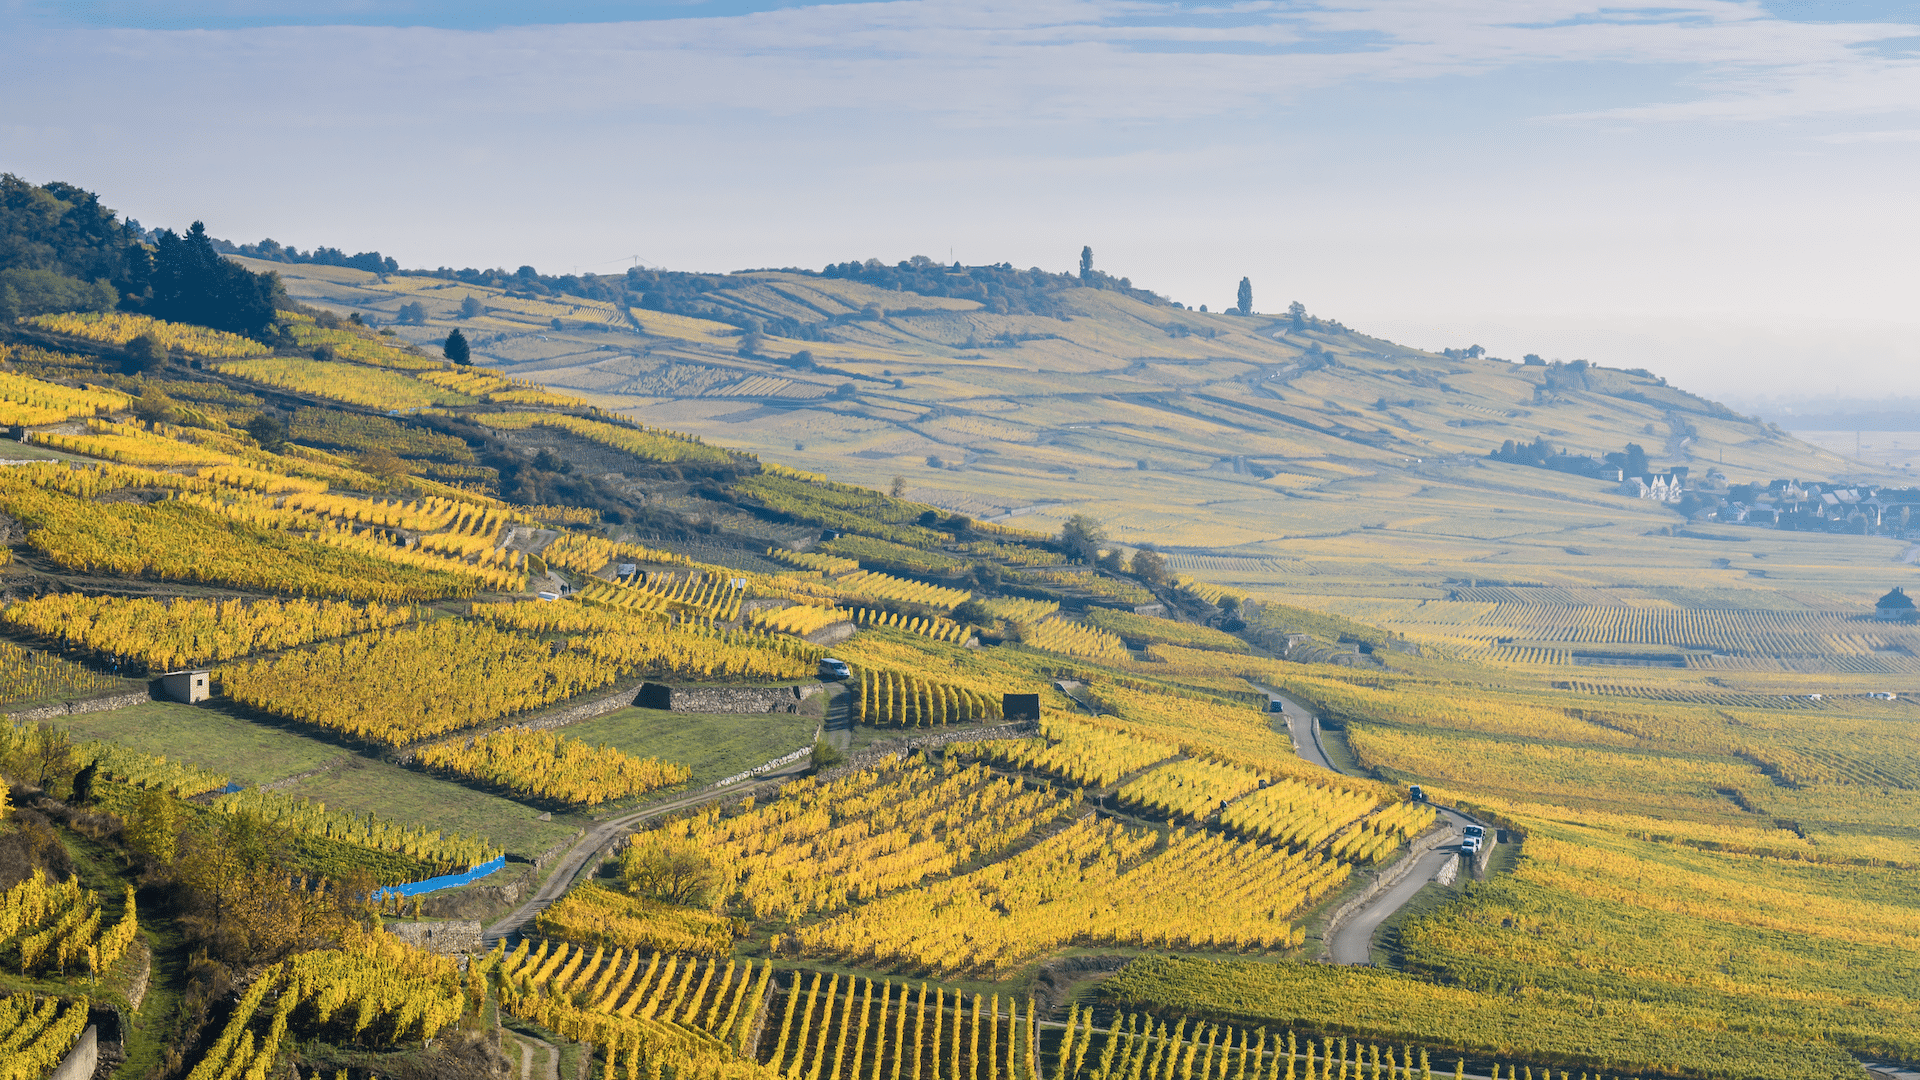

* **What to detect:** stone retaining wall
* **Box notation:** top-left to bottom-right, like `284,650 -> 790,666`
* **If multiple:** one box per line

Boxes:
637,683 -> 823,713
4,690 -> 151,725
804,622 -> 857,646
386,920 -> 484,955
398,687 -> 640,763
533,831 -> 585,873
1473,832 -> 1497,878
124,941 -> 152,1012
512,686 -> 644,733
1320,823 -> 1453,957
820,720 -> 1039,782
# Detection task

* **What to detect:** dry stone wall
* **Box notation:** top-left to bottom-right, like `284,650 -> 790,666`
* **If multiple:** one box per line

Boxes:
819,720 -> 1040,782
637,683 -> 823,713
4,689 -> 151,725
1319,823 -> 1454,957
386,920 -> 484,955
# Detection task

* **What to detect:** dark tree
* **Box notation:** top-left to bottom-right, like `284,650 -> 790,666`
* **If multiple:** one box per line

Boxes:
1622,442 -> 1650,479
1236,277 -> 1253,316
0,268 -> 116,321
122,332 -> 166,375
1523,353 -> 1546,366
396,301 -> 427,325
459,295 -> 482,318
1288,301 -> 1306,332
1131,545 -> 1169,586
70,759 -> 98,806
130,386 -> 178,424
147,222 -> 280,336
0,174 -> 152,307
443,329 -> 471,365
1080,246 -> 1093,280
245,412 -> 289,450
1060,514 -> 1106,564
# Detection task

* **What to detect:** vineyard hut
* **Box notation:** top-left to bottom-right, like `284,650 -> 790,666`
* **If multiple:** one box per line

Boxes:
160,668 -> 211,703
1875,587 -> 1917,623
1002,693 -> 1041,721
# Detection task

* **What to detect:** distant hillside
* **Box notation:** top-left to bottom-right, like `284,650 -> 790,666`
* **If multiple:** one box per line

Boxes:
252,255 -> 1879,568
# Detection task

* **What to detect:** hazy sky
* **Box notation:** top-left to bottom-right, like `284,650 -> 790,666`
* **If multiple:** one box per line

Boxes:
4,1 -> 1917,399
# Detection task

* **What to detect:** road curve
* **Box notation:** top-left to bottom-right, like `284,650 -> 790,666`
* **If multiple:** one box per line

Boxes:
484,756 -> 812,947
1249,680 -> 1472,965
1326,808 -> 1469,964
1252,685 -> 1337,772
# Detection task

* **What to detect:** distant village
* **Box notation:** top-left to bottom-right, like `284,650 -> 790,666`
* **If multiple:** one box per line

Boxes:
1490,437 -> 1920,535
1615,469 -> 1920,534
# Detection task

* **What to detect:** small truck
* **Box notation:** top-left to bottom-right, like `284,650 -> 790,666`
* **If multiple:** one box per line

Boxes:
1461,823 -> 1486,855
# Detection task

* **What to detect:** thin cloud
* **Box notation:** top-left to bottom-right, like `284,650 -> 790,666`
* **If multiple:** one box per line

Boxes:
10,0 -> 1918,128
1821,127 -> 1920,141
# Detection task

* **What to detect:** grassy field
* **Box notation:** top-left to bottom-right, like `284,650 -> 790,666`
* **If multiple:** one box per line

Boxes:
41,698 -> 582,857
564,705 -> 822,788
279,755 -> 582,858
47,701 -> 340,786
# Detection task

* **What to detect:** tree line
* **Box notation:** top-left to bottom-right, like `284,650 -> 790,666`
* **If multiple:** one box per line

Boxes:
1,174 -> 283,335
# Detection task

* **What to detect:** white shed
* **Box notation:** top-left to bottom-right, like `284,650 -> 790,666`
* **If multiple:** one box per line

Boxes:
160,669 -> 211,704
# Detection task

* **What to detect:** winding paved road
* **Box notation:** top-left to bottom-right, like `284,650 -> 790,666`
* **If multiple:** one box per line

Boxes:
1250,682 -> 1473,965
1325,808 -> 1469,964
1257,686 -> 1338,772
483,755 -> 813,948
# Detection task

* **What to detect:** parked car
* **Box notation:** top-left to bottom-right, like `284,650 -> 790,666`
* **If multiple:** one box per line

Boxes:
1408,785 -> 1426,802
819,657 -> 852,680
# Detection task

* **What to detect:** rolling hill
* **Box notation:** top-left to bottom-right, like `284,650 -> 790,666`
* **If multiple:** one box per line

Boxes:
255,256 -> 1911,604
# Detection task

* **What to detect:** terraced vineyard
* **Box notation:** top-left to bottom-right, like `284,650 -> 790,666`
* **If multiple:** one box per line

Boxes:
4,186 -> 1917,1080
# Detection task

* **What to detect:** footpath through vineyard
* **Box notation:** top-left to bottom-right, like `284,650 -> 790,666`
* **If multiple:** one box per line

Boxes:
1253,685 -> 1471,966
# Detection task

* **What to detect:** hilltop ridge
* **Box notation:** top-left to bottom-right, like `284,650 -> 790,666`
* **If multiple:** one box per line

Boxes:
252,255 -> 1891,593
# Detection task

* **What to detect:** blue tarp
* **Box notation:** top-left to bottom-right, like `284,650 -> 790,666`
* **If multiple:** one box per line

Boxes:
371,855 -> 507,901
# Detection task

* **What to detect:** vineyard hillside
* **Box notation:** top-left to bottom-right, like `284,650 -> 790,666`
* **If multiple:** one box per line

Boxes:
1,177 -> 1916,1080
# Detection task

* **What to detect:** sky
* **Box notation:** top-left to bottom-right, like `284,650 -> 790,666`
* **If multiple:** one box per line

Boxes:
4,0 -> 1918,400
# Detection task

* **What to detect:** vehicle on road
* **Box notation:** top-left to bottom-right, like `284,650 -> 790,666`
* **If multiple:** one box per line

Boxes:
1408,784 -> 1426,802
1461,836 -> 1481,855
819,657 -> 852,680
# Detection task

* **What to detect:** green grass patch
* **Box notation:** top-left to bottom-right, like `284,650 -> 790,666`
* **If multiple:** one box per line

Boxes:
48,701 -> 341,787
567,706 -> 821,789
279,757 -> 582,859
